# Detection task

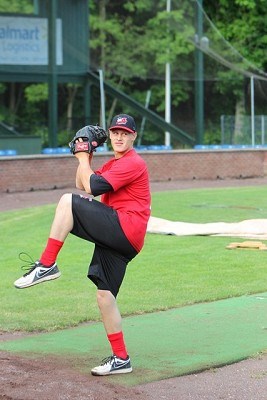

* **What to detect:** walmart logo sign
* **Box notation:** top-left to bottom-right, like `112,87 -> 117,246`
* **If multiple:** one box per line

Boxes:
0,16 -> 62,65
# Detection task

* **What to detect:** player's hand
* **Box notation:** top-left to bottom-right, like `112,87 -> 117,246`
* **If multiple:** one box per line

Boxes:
74,138 -> 90,160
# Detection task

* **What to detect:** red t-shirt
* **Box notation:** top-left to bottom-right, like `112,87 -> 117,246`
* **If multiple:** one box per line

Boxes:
95,149 -> 151,252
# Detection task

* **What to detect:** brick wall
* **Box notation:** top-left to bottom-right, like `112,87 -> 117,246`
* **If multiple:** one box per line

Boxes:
0,149 -> 266,193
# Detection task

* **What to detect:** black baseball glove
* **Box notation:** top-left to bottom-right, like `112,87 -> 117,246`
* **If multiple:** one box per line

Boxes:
69,125 -> 107,154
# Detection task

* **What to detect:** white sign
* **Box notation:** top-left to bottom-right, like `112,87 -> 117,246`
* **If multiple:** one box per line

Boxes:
0,16 -> 63,65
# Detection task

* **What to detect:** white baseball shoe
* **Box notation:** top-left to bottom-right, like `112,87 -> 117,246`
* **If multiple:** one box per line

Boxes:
91,355 -> 132,376
14,257 -> 61,289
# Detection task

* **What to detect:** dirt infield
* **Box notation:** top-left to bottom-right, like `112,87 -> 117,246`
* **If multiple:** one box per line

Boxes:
1,177 -> 267,400
0,349 -> 266,400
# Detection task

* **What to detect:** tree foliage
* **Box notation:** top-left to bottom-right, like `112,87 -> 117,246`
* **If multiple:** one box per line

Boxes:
0,0 -> 33,13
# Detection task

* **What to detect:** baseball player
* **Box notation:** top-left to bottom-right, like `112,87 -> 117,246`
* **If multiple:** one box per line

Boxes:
14,114 -> 151,376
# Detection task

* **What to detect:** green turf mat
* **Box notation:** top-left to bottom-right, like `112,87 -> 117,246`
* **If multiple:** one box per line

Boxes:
1,292 -> 266,386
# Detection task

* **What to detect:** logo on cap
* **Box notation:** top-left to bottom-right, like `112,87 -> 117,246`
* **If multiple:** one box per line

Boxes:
116,117 -> 128,125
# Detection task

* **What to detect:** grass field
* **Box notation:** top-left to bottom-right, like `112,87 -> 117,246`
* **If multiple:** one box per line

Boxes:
1,185 -> 267,332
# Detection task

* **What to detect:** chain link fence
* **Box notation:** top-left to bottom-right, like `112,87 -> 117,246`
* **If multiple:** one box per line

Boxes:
221,115 -> 267,146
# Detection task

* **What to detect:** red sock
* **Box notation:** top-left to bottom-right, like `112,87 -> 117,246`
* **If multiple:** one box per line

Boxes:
107,331 -> 128,359
40,238 -> 64,267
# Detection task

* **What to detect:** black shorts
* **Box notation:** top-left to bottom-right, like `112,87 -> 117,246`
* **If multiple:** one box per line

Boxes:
71,194 -> 137,297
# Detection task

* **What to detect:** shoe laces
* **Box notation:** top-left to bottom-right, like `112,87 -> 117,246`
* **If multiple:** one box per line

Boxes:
18,252 -> 38,276
100,355 -> 115,366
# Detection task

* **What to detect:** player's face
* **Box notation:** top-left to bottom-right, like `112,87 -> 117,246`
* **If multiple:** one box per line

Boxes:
109,129 -> 136,158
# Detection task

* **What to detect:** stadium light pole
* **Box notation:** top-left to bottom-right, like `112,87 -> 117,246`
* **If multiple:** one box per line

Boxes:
250,75 -> 255,146
194,0 -> 204,145
98,69 -> 106,130
48,0 -> 58,148
165,0 -> 171,147
98,69 -> 108,150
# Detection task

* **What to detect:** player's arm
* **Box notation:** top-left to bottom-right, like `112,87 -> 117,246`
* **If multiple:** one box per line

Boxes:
69,124 -> 108,193
90,174 -> 113,196
75,152 -> 113,195
75,165 -> 83,190
75,152 -> 94,193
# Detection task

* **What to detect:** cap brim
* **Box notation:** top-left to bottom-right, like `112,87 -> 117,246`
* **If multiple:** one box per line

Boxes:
109,126 -> 136,133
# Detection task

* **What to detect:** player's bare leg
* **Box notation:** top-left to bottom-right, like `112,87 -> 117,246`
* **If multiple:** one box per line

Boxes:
49,193 -> 74,241
96,290 -> 122,334
91,289 -> 132,376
